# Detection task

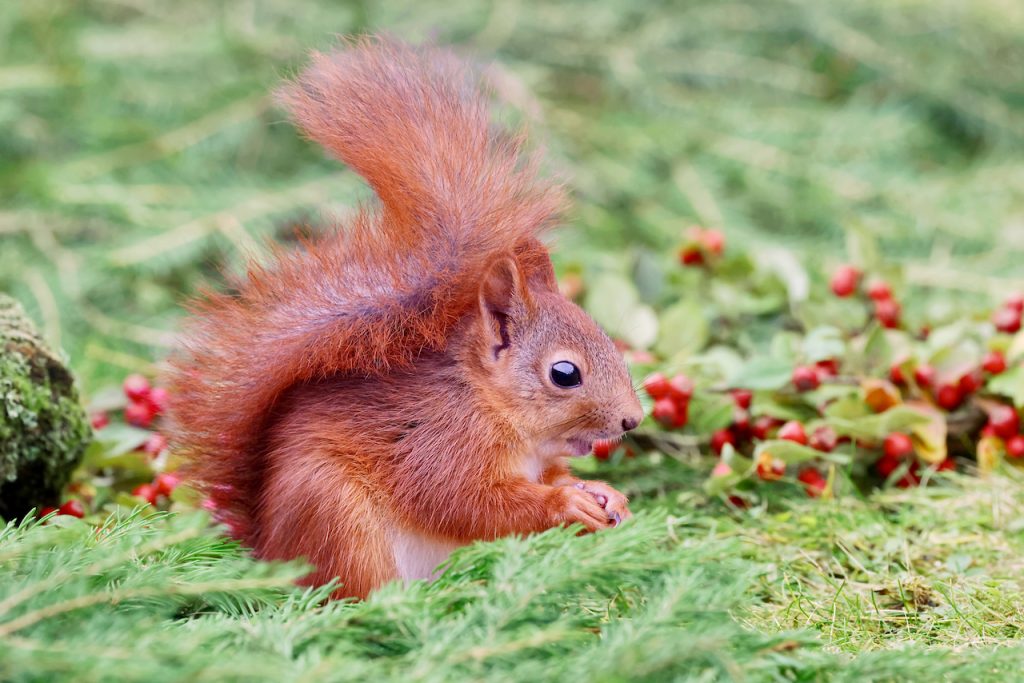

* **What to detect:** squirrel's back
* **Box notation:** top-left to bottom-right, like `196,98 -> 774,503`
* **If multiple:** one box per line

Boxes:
165,37 -> 564,532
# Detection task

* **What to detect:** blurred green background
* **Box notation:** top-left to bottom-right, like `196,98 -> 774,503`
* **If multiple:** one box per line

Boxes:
3,0 -> 1024,391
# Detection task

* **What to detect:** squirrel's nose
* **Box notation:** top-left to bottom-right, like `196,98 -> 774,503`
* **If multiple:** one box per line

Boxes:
621,416 -> 639,432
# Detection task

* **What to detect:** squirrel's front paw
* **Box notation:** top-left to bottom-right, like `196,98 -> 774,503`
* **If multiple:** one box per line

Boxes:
574,480 -> 631,527
551,486 -> 614,533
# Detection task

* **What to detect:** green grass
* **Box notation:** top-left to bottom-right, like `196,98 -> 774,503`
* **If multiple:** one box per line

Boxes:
4,469 -> 1024,681
4,0 -> 1024,680
605,457 -> 1024,653
4,0 -> 1024,385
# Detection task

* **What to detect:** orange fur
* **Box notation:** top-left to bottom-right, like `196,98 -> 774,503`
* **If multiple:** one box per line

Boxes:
165,37 -> 643,599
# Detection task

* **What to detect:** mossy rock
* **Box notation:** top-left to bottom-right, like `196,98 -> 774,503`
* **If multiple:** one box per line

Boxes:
0,294 -> 91,519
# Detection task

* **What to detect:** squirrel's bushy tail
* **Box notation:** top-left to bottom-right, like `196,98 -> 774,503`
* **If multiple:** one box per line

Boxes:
165,37 -> 563,531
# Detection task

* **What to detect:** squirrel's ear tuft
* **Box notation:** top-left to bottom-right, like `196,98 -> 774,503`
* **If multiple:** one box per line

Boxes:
479,257 -> 529,358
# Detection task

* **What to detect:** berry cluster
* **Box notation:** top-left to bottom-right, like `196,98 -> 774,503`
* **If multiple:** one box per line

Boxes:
982,403 -> 1024,459
92,374 -> 169,457
590,372 -> 691,461
131,472 -> 181,506
678,227 -> 726,266
644,372 -> 694,428
48,373 -> 184,521
728,397 -> 833,494
791,358 -> 839,393
888,349 -> 1003,413
39,499 -> 85,519
992,294 -> 1023,334
592,243 -> 1024,504
830,265 -> 902,329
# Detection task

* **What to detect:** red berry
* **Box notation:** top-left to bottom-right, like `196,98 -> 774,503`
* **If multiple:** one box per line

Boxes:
798,467 -> 827,497
147,387 -> 170,415
672,401 -> 689,429
652,397 -> 679,427
936,383 -> 963,411
895,469 -> 921,488
873,298 -> 901,329
124,401 -> 155,428
810,426 -> 838,453
914,364 -> 936,388
815,358 -> 840,378
983,350 -> 1008,375
778,420 -> 807,445
874,453 -> 901,478
731,408 -> 751,438
1007,435 -> 1024,459
592,439 -> 616,461
643,373 -> 671,399
867,280 -> 893,301
702,229 -> 725,256
792,366 -> 820,392
58,500 -> 84,518
679,246 -> 704,266
667,374 -> 694,403
132,483 -> 158,506
958,368 -> 983,396
39,506 -> 58,518
731,389 -> 753,410
752,416 -> 780,440
757,457 -> 785,481
123,374 -> 151,402
710,428 -> 737,455
883,432 -> 914,459
830,265 -> 860,298
889,363 -> 906,385
936,458 -> 956,472
1006,293 -> 1024,313
988,404 -> 1020,439
981,424 -> 999,439
711,461 -> 733,477
154,472 -> 181,496
993,306 -> 1022,334
726,495 -> 749,509
142,433 -> 168,458
90,412 -> 110,430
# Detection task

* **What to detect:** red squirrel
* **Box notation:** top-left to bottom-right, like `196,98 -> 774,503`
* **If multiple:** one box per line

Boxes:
165,37 -> 644,600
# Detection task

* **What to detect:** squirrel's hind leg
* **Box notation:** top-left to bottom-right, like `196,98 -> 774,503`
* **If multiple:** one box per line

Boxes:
257,443 -> 398,600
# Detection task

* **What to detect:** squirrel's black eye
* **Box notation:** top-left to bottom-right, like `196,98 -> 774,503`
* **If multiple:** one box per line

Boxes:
550,361 -> 582,388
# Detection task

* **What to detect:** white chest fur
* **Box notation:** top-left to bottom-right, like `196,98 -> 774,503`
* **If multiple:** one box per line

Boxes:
391,528 -> 461,581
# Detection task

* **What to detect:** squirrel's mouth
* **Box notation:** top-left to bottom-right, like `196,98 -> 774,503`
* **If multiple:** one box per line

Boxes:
566,438 -> 594,457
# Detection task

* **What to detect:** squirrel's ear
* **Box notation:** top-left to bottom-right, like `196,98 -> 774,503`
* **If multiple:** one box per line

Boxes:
525,258 -> 558,295
479,257 -> 530,358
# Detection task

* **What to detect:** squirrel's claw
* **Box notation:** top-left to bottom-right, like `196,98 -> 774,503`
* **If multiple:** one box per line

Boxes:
574,480 -> 630,528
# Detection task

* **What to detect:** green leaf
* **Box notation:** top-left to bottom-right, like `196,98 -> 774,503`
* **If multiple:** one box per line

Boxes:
989,367 -> 1024,408
621,305 -> 660,349
845,224 -> 880,271
91,423 -> 152,456
729,356 -> 793,390
705,446 -> 752,495
824,395 -> 872,421
825,405 -> 931,441
690,346 -> 745,383
655,299 -> 708,360
584,273 -> 659,349
860,323 -> 892,374
703,468 -> 745,496
689,392 -> 734,434
754,439 -> 822,465
802,326 -> 845,362
584,272 -> 639,333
